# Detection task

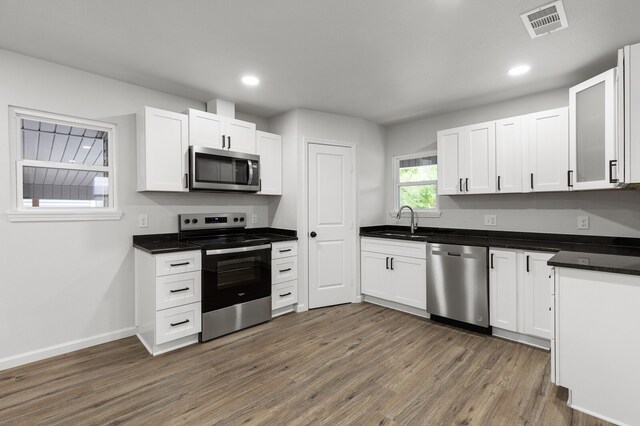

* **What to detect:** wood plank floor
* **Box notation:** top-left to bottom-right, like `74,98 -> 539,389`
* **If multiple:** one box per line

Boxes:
0,303 -> 612,425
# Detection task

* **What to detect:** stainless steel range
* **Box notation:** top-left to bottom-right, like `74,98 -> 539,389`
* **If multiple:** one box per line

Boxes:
179,213 -> 272,341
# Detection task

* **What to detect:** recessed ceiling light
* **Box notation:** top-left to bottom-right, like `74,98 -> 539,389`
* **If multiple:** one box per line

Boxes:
241,75 -> 260,86
69,160 -> 76,163
82,145 -> 92,149
508,65 -> 531,76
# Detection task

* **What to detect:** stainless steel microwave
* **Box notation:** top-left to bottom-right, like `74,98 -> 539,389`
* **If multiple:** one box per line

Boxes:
189,146 -> 260,192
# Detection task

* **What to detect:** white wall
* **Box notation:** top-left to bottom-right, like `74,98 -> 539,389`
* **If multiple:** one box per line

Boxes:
0,49 -> 272,369
385,88 -> 640,237
269,109 -> 386,311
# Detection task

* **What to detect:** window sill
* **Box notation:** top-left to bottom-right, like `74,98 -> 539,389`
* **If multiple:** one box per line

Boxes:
6,209 -> 123,222
389,209 -> 442,219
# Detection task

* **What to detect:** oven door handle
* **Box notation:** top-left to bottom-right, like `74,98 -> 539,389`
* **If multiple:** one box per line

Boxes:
205,243 -> 271,256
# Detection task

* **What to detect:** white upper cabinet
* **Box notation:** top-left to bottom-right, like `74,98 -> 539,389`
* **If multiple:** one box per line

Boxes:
437,122 -> 495,195
226,118 -> 257,154
187,109 -> 256,154
437,126 -> 463,195
188,108 -> 224,148
256,131 -> 282,195
523,107 -> 569,193
465,121 -> 496,194
569,68 -> 618,190
137,107 -> 189,192
495,117 -> 522,193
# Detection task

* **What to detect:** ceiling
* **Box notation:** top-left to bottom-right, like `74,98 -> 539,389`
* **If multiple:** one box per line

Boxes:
0,0 -> 639,125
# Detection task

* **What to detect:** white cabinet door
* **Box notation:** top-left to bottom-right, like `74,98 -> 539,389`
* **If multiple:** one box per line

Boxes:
570,68 -> 618,190
391,256 -> 426,310
523,251 -> 554,339
256,131 -> 282,195
437,127 -> 463,195
523,108 -> 569,193
361,251 -> 389,299
489,249 -> 518,332
187,108 -> 224,149
226,118 -> 256,154
138,107 -> 189,192
464,121 -> 496,194
495,117 -> 523,193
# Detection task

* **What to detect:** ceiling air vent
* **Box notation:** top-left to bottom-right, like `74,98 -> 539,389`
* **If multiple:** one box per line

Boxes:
520,1 -> 568,39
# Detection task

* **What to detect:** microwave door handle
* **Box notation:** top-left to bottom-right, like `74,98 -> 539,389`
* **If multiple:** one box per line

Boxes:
247,159 -> 254,184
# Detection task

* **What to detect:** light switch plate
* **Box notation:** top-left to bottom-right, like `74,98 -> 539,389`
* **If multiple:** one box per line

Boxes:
251,214 -> 257,224
484,215 -> 497,226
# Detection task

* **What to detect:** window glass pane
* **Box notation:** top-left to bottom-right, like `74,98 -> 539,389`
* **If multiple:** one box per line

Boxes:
22,166 -> 109,208
399,156 -> 437,182
399,184 -> 437,209
21,119 -> 108,166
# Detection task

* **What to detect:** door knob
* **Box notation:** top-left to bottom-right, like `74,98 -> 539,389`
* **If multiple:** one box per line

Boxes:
310,231 -> 317,238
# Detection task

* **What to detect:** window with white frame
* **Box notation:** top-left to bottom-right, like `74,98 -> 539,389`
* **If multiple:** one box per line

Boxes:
8,107 -> 120,221
394,152 -> 438,211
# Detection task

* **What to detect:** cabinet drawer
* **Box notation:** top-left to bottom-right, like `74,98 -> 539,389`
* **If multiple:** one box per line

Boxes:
273,257 -> 297,284
156,271 -> 201,311
361,237 -> 427,259
155,302 -> 201,345
271,241 -> 298,259
272,281 -> 298,310
155,250 -> 201,276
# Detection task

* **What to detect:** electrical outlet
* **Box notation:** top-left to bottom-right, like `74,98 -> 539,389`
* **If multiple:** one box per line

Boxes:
484,215 -> 497,226
577,216 -> 589,230
138,214 -> 148,228
251,214 -> 257,224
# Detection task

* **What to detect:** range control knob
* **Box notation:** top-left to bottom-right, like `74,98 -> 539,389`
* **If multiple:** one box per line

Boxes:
184,219 -> 191,224
233,218 -> 239,222
192,219 -> 198,224
240,217 -> 245,222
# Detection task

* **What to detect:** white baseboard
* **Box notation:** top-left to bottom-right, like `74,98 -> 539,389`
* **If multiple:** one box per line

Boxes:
492,327 -> 551,350
363,295 -> 428,318
295,303 -> 308,313
0,327 -> 137,372
353,295 -> 363,303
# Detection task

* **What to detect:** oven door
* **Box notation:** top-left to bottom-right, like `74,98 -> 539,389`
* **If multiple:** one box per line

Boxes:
202,244 -> 271,311
190,146 -> 260,192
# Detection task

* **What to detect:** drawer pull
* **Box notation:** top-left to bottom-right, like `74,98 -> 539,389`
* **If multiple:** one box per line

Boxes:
170,287 -> 190,293
279,248 -> 292,253
279,268 -> 292,273
279,292 -> 292,297
170,319 -> 190,327
170,262 -> 190,267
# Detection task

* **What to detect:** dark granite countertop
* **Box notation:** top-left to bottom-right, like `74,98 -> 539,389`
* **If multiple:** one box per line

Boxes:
548,251 -> 640,276
132,233 -> 200,254
360,225 -> 640,257
133,228 -> 297,255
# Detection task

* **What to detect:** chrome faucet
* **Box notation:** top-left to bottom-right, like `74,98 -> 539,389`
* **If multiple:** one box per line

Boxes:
396,205 -> 418,234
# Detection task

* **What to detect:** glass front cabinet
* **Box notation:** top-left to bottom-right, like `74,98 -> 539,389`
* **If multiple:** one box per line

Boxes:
569,68 -> 618,190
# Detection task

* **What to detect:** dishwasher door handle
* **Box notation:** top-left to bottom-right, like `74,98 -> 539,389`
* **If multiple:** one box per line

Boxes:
447,252 -> 462,257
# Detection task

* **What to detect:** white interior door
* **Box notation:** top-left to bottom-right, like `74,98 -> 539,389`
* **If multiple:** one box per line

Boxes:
308,143 -> 354,309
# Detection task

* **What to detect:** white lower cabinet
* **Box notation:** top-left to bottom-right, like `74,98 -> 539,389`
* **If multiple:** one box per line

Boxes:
489,248 -> 554,346
271,241 -> 298,315
135,249 -> 202,355
523,251 -> 554,339
360,238 -> 427,311
554,267 -> 640,426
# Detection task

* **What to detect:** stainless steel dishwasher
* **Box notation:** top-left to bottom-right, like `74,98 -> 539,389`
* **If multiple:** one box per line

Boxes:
426,243 -> 490,331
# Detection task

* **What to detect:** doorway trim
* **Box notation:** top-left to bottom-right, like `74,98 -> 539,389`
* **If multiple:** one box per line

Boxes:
297,137 -> 359,312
